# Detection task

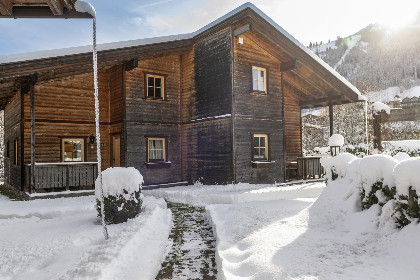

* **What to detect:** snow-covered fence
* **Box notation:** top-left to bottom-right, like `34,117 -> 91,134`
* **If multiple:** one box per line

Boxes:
96,167 -> 144,225
321,154 -> 420,228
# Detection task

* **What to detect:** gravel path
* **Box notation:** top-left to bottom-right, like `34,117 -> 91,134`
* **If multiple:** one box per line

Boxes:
156,202 -> 217,280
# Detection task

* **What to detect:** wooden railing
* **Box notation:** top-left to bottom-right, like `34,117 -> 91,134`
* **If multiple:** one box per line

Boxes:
24,162 -> 98,191
297,156 -> 325,179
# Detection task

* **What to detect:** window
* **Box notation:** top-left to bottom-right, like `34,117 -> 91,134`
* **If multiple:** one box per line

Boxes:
253,134 -> 268,161
146,74 -> 165,99
147,138 -> 166,162
13,138 -> 18,165
62,138 -> 84,162
252,66 -> 267,93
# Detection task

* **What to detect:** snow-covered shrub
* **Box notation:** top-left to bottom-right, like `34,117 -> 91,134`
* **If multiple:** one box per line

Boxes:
358,155 -> 398,209
383,140 -> 420,157
96,167 -> 144,225
320,153 -> 357,181
393,158 -> 420,227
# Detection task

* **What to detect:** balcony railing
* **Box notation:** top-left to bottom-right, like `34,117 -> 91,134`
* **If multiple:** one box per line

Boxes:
24,162 -> 98,191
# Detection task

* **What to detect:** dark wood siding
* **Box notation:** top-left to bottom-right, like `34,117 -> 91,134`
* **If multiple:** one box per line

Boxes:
22,71 -> 111,171
233,30 -> 285,183
124,54 -> 182,184
4,91 -> 22,189
181,29 -> 234,184
284,87 -> 302,165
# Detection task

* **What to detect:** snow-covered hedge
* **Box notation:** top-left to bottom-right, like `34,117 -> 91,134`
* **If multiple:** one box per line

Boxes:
96,167 -> 144,225
393,158 -> 420,227
320,154 -> 420,228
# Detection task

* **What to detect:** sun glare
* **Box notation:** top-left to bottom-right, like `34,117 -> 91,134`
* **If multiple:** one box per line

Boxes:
376,1 -> 419,29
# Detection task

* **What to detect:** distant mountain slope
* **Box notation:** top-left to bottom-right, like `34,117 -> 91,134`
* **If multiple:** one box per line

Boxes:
310,24 -> 420,94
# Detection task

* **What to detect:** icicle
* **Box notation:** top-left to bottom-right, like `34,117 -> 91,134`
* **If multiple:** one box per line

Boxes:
92,15 -> 108,240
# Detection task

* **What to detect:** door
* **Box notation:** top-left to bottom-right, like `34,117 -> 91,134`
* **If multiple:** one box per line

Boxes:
112,134 -> 121,167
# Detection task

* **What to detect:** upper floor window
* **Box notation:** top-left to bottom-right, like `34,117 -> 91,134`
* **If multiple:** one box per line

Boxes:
146,74 -> 165,99
147,137 -> 166,162
252,66 -> 267,93
253,134 -> 268,161
62,138 -> 84,162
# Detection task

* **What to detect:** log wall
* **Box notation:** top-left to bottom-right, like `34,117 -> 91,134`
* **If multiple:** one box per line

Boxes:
232,30 -> 285,183
124,54 -> 182,185
4,91 -> 22,189
181,29 -> 234,184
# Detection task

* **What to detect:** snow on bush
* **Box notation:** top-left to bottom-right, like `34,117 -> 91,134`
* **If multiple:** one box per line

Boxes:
383,140 -> 420,157
96,167 -> 144,225
372,102 -> 391,115
320,153 -> 357,181
393,152 -> 411,161
328,134 -> 344,146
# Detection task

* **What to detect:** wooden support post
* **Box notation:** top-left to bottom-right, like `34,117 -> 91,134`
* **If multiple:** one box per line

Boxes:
373,113 -> 382,151
329,103 -> 334,136
30,84 -> 35,193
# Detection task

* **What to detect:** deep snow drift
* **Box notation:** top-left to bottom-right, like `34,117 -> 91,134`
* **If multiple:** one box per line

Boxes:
0,195 -> 171,280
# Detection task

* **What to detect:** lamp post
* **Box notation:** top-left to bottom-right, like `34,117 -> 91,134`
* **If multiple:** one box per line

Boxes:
1,0 -> 108,240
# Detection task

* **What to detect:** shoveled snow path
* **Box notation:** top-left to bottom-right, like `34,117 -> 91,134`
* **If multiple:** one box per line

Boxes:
156,202 -> 217,280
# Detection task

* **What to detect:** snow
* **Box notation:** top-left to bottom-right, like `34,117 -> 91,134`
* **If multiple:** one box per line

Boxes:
366,85 -> 420,103
0,195 -> 171,280
74,0 -> 96,17
328,133 -> 344,146
144,182 -> 325,207
383,140 -> 420,155
320,153 -> 357,179
359,155 -> 398,189
334,34 -> 361,70
394,157 -> 420,196
372,101 -> 391,115
393,152 -> 411,161
206,178 -> 420,279
98,167 -> 143,198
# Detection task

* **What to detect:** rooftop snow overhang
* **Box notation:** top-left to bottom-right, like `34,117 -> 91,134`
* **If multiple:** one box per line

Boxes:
0,2 -> 363,110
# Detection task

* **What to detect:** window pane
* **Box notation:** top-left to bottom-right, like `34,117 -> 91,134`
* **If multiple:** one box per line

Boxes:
64,140 -> 82,162
253,79 -> 258,91
254,137 -> 259,147
155,78 -> 161,87
148,77 -> 154,87
148,86 -> 154,97
156,149 -> 163,160
155,140 -> 163,149
259,70 -> 264,78
254,147 -> 260,157
252,68 -> 258,79
260,137 -> 265,147
149,140 -> 155,150
155,88 -> 162,98
259,81 -> 265,91
260,148 -> 266,159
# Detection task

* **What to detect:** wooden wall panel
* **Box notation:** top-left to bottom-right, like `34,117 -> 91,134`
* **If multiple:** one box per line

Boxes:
182,118 -> 233,184
284,87 -> 302,164
234,118 -> 284,183
4,91 -> 22,189
125,54 -> 181,123
125,122 -> 181,185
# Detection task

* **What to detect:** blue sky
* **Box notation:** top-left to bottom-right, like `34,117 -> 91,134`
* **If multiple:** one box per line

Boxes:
0,0 -> 419,55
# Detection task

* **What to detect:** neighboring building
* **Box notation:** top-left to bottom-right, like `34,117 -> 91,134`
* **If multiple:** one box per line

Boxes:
0,3 -> 361,192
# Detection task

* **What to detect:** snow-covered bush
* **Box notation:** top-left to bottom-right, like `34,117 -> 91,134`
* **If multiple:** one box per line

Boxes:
393,158 -> 420,227
358,155 -> 398,209
320,153 -> 357,181
96,167 -> 144,225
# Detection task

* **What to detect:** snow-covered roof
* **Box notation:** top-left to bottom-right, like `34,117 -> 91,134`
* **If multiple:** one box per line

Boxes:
0,2 -> 361,98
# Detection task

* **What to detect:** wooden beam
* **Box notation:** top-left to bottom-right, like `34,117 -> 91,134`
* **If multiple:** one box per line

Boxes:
0,0 -> 13,15
233,23 -> 251,37
46,0 -> 63,15
280,59 -> 299,72
60,0 -> 74,10
329,103 -> 333,136
30,83 -> 35,193
124,57 -> 138,72
283,70 -> 325,99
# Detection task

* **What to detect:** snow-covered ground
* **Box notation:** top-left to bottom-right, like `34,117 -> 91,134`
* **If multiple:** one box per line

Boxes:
0,195 -> 171,280
150,181 -> 420,280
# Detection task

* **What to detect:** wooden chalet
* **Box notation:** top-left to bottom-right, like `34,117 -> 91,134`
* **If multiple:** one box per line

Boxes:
0,2 -> 362,192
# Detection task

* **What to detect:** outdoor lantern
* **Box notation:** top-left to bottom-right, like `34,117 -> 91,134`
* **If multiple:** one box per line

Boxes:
89,134 -> 95,144
328,134 -> 344,157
